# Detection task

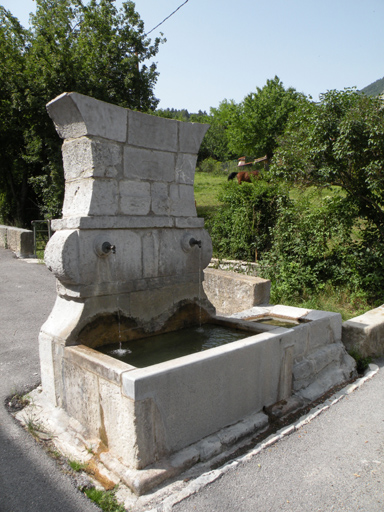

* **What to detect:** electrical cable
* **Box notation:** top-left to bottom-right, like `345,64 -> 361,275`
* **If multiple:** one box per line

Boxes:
145,0 -> 190,35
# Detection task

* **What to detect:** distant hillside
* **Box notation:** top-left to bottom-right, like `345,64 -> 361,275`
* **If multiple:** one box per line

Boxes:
360,77 -> 384,96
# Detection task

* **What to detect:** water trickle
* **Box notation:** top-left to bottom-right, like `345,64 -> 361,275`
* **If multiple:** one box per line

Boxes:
110,347 -> 132,357
112,252 -> 122,349
197,244 -> 202,328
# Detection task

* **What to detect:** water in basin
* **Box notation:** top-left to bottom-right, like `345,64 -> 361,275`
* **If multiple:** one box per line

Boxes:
254,317 -> 300,328
99,323 -> 250,368
245,316 -> 304,328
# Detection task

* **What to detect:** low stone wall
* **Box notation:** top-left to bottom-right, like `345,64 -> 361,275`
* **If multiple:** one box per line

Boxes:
203,267 -> 271,314
342,305 -> 384,358
0,225 -> 34,258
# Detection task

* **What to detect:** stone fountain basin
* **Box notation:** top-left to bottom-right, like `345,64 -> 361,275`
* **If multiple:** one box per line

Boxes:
39,305 -> 355,495
61,315 -> 297,472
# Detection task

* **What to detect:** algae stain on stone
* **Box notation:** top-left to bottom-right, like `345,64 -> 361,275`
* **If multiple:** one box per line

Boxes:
99,401 -> 109,448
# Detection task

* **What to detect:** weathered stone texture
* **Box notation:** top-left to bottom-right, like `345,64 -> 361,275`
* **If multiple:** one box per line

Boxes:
119,180 -> 151,215
0,225 -> 34,257
343,305 -> 384,357
0,226 -> 7,248
203,268 -> 271,315
123,146 -> 175,182
62,138 -> 123,180
128,109 -> 178,151
47,92 -> 128,141
230,305 -> 356,404
121,331 -> 292,456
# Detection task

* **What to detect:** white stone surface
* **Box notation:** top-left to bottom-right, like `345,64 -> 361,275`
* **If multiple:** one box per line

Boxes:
47,92 -> 128,141
0,225 -> 34,257
270,304 -> 310,319
124,146 -> 175,182
62,137 -> 123,180
38,332 -> 57,406
203,268 -> 270,314
52,216 -> 175,230
229,305 -> 356,403
342,305 -> 384,357
127,110 -> 178,151
175,154 -> 197,185
121,329 -> 292,455
178,121 -> 210,154
169,184 -> 196,217
119,180 -> 151,215
151,182 -> 171,216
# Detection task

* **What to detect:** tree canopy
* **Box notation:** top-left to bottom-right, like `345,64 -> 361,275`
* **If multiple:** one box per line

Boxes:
0,0 -> 163,227
226,76 -> 304,161
272,88 -> 384,240
162,78 -> 304,166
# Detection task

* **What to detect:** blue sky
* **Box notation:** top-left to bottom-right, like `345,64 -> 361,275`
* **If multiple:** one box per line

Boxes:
1,0 -> 384,112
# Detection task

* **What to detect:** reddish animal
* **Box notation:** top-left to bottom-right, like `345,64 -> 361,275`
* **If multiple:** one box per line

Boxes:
228,170 -> 259,184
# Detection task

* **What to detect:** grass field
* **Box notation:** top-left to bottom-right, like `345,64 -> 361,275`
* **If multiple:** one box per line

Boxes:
194,172 -> 225,221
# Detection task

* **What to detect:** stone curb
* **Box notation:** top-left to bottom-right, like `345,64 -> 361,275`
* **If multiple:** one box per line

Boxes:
147,363 -> 379,512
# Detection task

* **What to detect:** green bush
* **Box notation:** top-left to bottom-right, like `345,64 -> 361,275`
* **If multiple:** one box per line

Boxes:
259,190 -> 384,306
197,157 -> 224,174
208,179 -> 289,261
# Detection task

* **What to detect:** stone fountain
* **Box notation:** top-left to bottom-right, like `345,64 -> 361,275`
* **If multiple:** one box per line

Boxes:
36,92 -> 356,496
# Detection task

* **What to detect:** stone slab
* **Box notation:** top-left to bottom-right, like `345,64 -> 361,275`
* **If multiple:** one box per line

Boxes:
46,92 -> 128,141
203,268 -> 271,315
0,226 -> 7,248
51,216 -> 175,230
229,305 -> 355,403
0,225 -> 34,257
127,110 -> 178,152
342,305 -> 384,357
121,329 -> 290,455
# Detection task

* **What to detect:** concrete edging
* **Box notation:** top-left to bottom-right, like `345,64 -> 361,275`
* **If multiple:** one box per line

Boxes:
0,225 -> 34,258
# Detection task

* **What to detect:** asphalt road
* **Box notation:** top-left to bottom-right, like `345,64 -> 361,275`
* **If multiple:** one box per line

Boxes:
171,358 -> 384,509
0,248 -> 99,512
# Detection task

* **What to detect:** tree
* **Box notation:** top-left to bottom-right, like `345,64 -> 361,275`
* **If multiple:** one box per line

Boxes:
0,9 -> 31,225
194,100 -> 238,163
154,108 -> 190,121
0,0 -> 163,227
272,88 -> 384,241
226,76 -> 304,161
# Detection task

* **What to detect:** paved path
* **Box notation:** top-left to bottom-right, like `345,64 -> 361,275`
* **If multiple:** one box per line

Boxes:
0,248 -> 99,512
1,247 -> 384,512
170,361 -> 384,512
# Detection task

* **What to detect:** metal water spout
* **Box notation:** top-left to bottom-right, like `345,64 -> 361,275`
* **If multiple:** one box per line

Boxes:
102,242 -> 116,255
189,237 -> 202,248
94,235 -> 116,257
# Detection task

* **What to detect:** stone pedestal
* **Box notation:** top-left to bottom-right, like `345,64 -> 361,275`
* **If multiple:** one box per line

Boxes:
40,92 -> 214,407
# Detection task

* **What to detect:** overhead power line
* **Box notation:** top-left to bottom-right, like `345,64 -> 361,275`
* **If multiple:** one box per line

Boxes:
145,0 -> 190,36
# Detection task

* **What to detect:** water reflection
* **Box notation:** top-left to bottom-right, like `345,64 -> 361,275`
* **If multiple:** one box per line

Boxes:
99,324 -> 249,368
